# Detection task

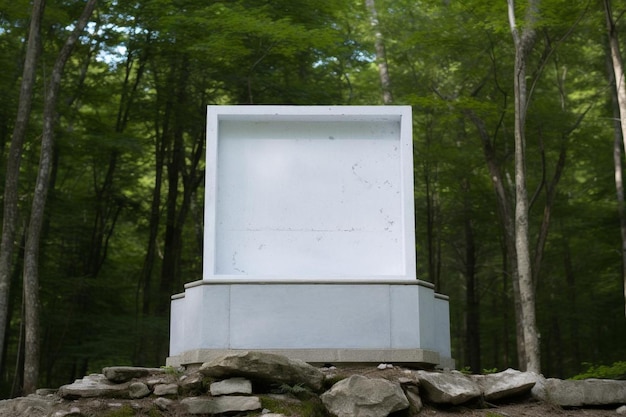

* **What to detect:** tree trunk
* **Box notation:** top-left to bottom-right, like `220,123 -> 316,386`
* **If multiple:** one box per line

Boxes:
136,53 -> 164,361
561,226 -> 581,373
365,0 -> 393,104
465,110 -> 525,369
22,0 -> 98,395
613,86 -> 626,318
0,0 -> 45,375
462,178 -> 481,373
604,0 -> 626,318
157,57 -> 188,313
134,132 -> 164,365
140,135 -> 164,314
531,137 -> 567,285
422,118 -> 442,288
507,0 -> 540,373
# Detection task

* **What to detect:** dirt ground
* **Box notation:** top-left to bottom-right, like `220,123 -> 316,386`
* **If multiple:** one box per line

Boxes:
70,398 -> 623,417
419,402 -> 624,416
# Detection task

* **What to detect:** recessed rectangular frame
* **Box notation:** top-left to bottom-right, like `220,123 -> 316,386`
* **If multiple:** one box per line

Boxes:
204,105 -> 416,281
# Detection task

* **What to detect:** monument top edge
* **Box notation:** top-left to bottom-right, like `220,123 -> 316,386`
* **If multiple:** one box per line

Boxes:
207,105 -> 412,120
183,277 -> 435,289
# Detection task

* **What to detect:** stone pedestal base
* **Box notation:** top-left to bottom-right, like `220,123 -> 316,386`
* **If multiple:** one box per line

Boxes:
167,280 -> 453,369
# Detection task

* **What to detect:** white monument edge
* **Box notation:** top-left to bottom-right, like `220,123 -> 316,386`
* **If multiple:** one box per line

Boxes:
203,105 -> 416,281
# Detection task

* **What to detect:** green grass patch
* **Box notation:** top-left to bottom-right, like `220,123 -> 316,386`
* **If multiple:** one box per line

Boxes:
571,361 -> 626,380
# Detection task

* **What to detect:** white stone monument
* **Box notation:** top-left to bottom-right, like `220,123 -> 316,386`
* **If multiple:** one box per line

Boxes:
167,105 -> 453,368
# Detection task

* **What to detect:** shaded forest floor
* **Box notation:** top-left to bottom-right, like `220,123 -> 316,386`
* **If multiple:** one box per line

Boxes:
55,396 -> 626,417
420,402 -> 624,416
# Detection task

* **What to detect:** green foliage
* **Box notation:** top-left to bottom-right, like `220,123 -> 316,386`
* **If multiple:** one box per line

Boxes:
571,362 -> 626,380
272,382 -> 319,401
276,383 -> 309,394
0,0 -> 624,397
459,366 -> 473,375
160,366 -> 184,377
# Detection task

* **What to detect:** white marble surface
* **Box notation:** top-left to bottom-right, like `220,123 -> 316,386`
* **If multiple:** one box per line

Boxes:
204,106 -> 415,280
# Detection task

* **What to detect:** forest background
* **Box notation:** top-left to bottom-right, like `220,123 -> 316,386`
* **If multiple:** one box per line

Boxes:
0,0 -> 625,399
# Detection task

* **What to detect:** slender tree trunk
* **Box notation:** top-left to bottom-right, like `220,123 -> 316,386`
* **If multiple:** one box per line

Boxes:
604,0 -> 626,317
462,178 -> 481,373
365,0 -> 393,104
140,135 -> 164,316
612,94 -> 626,318
507,0 -> 540,373
133,32 -> 159,325
465,110 -> 525,368
532,138 -> 567,284
500,256 -> 511,367
157,58 -> 188,313
0,0 -> 45,375
134,132 -> 164,365
22,0 -> 98,394
155,55 -> 205,318
136,49 -> 164,327
561,225 -> 581,373
424,177 -> 442,289
423,119 -> 441,288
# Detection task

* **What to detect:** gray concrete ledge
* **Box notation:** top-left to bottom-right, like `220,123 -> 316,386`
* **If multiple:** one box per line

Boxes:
183,278 -> 435,290
173,279 -> 445,301
166,348 -> 444,369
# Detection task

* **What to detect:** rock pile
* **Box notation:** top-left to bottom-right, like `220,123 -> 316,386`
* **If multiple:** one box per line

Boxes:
0,351 -> 624,416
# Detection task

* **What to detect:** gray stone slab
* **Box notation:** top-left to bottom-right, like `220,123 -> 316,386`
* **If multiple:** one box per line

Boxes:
321,375 -> 409,417
181,396 -> 261,415
153,383 -> 179,396
102,366 -> 164,383
200,351 -> 324,391
58,374 -> 129,399
472,368 -> 538,401
210,377 -> 252,396
417,371 -> 481,405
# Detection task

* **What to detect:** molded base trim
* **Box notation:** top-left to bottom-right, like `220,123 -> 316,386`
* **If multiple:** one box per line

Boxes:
166,348 -> 454,370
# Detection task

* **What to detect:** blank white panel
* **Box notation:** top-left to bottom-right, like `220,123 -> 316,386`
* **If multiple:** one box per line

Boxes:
204,106 -> 415,280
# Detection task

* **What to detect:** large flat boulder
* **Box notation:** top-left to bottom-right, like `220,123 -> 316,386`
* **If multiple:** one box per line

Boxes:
210,377 -> 253,396
472,368 -> 538,401
0,395 -> 56,417
58,374 -> 130,399
102,366 -> 164,383
320,375 -> 409,417
539,378 -> 626,407
417,370 -> 481,405
181,396 -> 261,414
199,351 -> 324,391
